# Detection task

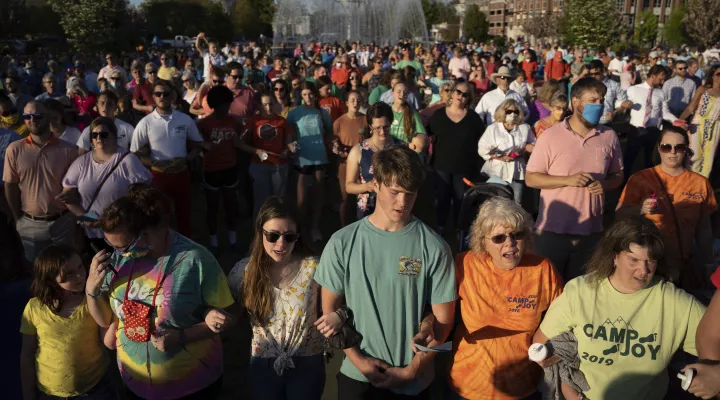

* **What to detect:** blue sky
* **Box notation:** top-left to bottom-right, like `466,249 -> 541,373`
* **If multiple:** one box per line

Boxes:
130,0 -> 143,5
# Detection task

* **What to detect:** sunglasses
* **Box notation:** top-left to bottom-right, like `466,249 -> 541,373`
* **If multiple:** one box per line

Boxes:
498,76 -> 510,80
676,67 -> 687,70
110,77 -> 121,81
274,87 -> 285,92
229,74 -> 242,80
146,70 -> 157,74
658,143 -> 688,153
91,131 -> 110,140
506,109 -> 520,115
22,113 -> 44,120
153,91 -> 170,98
182,79 -> 191,83
262,229 -> 299,243
213,79 -> 224,84
454,89 -> 469,98
488,231 -> 526,244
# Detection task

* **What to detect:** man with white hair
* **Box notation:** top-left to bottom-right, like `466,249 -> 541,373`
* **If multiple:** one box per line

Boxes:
474,66 -> 528,124
35,74 -> 67,102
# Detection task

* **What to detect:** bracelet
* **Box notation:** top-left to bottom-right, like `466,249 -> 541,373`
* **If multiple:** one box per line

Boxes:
87,290 -> 101,300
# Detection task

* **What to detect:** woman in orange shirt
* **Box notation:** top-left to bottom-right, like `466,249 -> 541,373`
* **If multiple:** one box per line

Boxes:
520,51 -> 538,84
616,125 -> 716,287
448,197 -> 564,400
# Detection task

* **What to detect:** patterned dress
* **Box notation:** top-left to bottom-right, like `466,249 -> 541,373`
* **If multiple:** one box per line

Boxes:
227,256 -> 324,375
356,138 -> 401,218
689,92 -> 720,179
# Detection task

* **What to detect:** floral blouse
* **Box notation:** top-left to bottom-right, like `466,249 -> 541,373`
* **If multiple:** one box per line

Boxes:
228,256 -> 324,375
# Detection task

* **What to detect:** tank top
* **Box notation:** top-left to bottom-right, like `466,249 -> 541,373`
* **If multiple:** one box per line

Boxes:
367,73 -> 382,96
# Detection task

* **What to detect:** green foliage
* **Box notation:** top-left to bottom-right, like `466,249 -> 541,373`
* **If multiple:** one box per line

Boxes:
636,10 -> 658,46
463,4 -> 489,42
48,0 -> 125,53
232,0 -> 275,38
141,0 -> 234,44
664,6 -> 687,47
422,0 -> 459,31
684,0 -> 720,48
25,4 -> 64,37
561,0 -> 623,48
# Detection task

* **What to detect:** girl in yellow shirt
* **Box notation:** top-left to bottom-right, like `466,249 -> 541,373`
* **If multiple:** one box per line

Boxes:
19,245 -> 113,400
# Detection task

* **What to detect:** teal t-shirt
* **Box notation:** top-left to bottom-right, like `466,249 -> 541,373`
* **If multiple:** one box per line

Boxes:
394,59 -> 425,77
368,84 -> 389,105
286,106 -> 332,167
391,109 -> 426,142
314,217 -> 457,395
426,77 -> 449,104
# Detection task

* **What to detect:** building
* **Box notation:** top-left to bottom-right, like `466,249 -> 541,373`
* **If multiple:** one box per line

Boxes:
617,0 -> 684,38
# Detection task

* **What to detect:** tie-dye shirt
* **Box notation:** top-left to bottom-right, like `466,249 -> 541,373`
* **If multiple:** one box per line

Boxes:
101,232 -> 234,400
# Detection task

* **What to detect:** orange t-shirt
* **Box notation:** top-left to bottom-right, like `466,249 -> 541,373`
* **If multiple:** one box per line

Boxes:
318,96 -> 347,123
449,252 -> 564,400
245,114 -> 292,165
197,116 -> 242,171
617,166 -> 717,278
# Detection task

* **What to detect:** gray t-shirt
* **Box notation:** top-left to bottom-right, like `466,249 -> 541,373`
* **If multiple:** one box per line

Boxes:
314,216 -> 457,395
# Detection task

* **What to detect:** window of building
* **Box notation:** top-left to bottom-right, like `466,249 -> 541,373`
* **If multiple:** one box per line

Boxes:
643,0 -> 650,8
653,0 -> 661,6
616,0 -> 624,10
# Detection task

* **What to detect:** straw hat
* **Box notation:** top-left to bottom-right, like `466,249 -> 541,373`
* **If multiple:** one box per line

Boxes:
491,66 -> 515,81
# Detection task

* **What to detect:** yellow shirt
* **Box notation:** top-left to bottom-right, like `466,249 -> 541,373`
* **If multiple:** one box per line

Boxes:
157,66 -> 178,81
540,276 -> 705,400
20,297 -> 109,397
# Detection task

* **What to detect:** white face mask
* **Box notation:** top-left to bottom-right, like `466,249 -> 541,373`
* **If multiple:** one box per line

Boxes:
505,113 -> 517,125
109,81 -> 117,89
336,62 -> 342,68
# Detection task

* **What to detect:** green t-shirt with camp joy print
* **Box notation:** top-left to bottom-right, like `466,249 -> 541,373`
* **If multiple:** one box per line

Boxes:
540,276 -> 706,400
314,216 -> 457,396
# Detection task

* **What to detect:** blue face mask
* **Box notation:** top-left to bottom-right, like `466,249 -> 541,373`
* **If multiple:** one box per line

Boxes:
580,103 -> 604,126
107,232 -> 150,259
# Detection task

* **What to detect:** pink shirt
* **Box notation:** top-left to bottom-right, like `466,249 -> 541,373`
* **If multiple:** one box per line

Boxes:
526,120 -> 623,235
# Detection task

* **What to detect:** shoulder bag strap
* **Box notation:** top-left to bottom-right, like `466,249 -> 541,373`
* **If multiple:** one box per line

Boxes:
650,168 -> 685,260
87,151 -> 131,210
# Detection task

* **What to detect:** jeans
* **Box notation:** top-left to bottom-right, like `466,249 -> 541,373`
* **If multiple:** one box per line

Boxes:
337,373 -> 428,400
624,126 -> 660,180
16,212 -> 75,263
249,163 -> 290,215
38,372 -> 117,400
434,170 -> 467,230
248,354 -> 325,400
533,230 -> 602,281
510,180 -> 524,205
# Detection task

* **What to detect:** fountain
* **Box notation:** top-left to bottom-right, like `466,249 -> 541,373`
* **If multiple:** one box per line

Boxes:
272,0 -> 429,46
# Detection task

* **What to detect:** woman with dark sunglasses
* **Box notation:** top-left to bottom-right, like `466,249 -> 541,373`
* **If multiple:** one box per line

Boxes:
59,117 -> 151,253
616,125 -> 716,287
226,196 -> 337,399
448,196 -> 563,400
271,79 -> 294,118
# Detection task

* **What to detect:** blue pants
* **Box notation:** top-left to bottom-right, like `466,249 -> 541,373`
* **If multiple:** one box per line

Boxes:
248,354 -> 326,400
38,372 -> 117,400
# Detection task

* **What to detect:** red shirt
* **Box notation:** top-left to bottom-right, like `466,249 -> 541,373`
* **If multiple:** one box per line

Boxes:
267,68 -> 282,82
318,96 -> 347,122
545,57 -> 570,80
245,114 -> 292,165
521,60 -> 538,83
133,80 -> 153,114
197,116 -> 242,171
331,67 -> 350,88
229,86 -> 257,121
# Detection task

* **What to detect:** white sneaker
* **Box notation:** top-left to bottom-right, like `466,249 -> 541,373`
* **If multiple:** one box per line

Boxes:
310,228 -> 322,242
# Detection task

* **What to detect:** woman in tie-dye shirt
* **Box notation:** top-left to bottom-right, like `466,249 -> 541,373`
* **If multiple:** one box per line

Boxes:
85,185 -> 234,400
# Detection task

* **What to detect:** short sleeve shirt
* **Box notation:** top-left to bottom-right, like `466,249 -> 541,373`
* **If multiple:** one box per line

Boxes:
286,106 -> 332,167
77,118 -> 135,151
245,114 -> 292,165
526,120 -> 623,235
391,109 -> 426,143
197,116 -> 242,171
539,276 -> 705,400
100,234 -> 234,399
130,110 -> 203,161
314,217 -> 457,395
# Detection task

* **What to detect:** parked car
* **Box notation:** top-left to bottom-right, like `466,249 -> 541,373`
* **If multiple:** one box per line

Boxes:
161,35 -> 195,48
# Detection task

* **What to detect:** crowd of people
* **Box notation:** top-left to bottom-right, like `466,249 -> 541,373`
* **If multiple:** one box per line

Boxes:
3,33 -> 720,400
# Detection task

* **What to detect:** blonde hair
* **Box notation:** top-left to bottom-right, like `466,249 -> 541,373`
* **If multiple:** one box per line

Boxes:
493,99 -> 526,124
469,197 -> 534,255
446,82 -> 474,109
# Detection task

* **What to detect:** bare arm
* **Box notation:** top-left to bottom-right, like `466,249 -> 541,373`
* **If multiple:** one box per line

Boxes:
4,182 -> 21,222
20,334 -> 37,400
525,172 -> 570,190
698,291 -> 720,360
404,301 -> 455,377
345,145 -> 373,195
60,187 -> 86,216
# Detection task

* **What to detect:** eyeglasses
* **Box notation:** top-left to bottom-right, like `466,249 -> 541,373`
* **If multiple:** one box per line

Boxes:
153,91 -> 170,98
91,131 -> 110,140
454,89 -> 469,98
676,67 -> 687,70
212,79 -> 224,84
658,143 -> 688,153
22,113 -> 44,121
370,125 -> 391,133
229,74 -> 242,80
262,229 -> 299,243
506,109 -> 520,115
349,76 -> 358,80
487,231 -> 526,244
498,76 -> 509,80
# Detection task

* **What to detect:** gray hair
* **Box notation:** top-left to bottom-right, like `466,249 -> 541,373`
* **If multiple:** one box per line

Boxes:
493,99 -> 526,124
469,197 -> 534,255
42,73 -> 55,82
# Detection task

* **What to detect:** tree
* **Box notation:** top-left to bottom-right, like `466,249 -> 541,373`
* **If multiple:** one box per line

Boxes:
48,0 -> 126,53
684,0 -> 720,48
522,12 -> 561,43
231,0 -> 274,38
0,0 -> 29,39
463,4 -> 488,42
561,0 -> 623,48
636,10 -> 658,46
664,6 -> 688,47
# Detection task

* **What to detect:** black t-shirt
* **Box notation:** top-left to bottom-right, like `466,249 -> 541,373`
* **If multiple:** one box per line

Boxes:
428,108 -> 485,175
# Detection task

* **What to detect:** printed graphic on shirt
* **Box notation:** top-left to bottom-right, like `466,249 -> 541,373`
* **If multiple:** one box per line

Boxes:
173,125 -> 188,136
259,123 -> 278,141
581,316 -> 660,364
506,294 -> 538,312
398,256 -> 421,276
210,127 -> 236,143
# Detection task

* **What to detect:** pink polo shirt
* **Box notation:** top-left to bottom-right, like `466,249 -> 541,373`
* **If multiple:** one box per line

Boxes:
526,120 -> 623,235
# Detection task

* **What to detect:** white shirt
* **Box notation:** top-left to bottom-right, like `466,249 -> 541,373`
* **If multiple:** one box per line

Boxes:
98,65 -> 128,82
358,51 -> 370,69
448,56 -> 471,79
509,80 -> 532,98
202,51 -> 226,80
77,118 -> 135,151
477,122 -> 536,182
626,82 -> 678,129
130,110 -> 203,161
474,87 -> 529,125
58,126 -> 82,147
608,58 -> 626,77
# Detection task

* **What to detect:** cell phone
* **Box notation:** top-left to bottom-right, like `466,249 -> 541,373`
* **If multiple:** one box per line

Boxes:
90,243 -> 117,276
